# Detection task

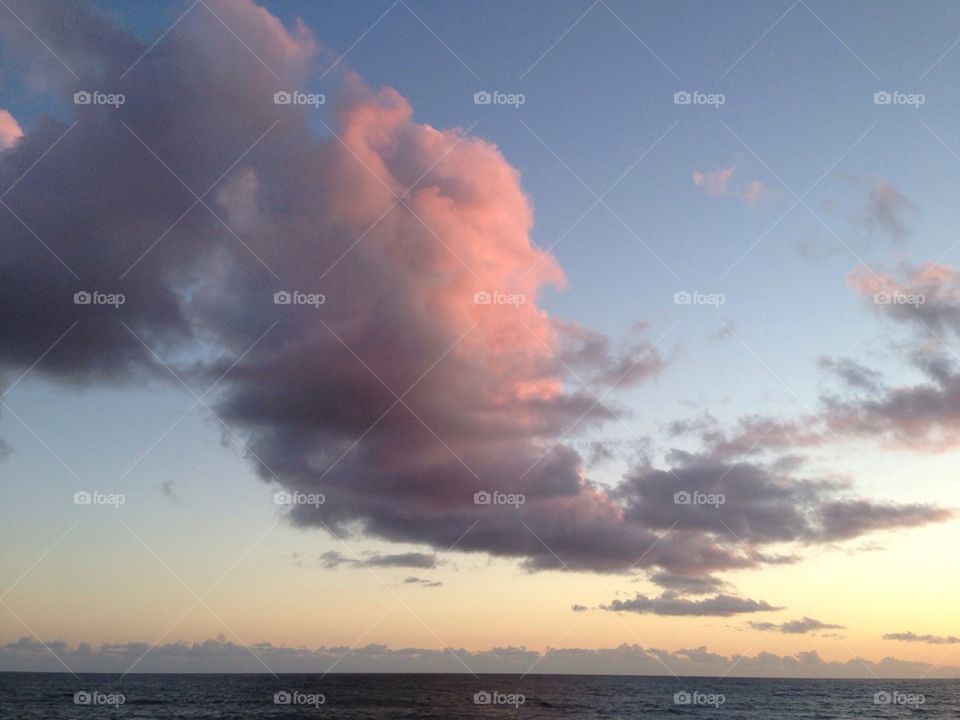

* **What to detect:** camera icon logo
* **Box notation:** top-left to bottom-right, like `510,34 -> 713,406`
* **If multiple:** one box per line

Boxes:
274,691 -> 292,704
73,91 -> 92,105
473,91 -> 492,105
673,91 -> 692,105
274,91 -> 292,105
673,491 -> 691,505
873,291 -> 891,305
873,91 -> 892,105
673,291 -> 691,305
74,691 -> 92,705
673,691 -> 692,705
74,291 -> 92,305
274,291 -> 292,305
474,491 -> 492,505
874,691 -> 892,705
473,290 -> 491,305
74,491 -> 92,505
273,491 -> 292,505
474,691 -> 492,705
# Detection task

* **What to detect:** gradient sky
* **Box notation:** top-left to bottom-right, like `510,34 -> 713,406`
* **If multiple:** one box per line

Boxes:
2,0 -> 960,678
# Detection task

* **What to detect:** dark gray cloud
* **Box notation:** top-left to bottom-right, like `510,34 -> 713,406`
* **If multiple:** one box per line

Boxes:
883,632 -> 960,644
748,617 -> 845,635
616,452 -> 950,547
820,351 -> 960,451
602,593 -> 781,617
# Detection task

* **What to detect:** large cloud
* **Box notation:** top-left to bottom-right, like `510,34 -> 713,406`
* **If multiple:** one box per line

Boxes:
0,0 -> 948,590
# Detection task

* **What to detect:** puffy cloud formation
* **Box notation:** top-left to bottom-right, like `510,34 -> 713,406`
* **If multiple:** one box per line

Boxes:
3,636 -> 958,677
748,617 -> 845,635
0,109 -> 22,150
0,0 -> 948,591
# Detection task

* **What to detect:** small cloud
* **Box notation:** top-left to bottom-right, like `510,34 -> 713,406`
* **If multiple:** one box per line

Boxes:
586,440 -> 615,468
571,604 -> 588,612
861,178 -> 913,243
601,593 -> 781,617
883,631 -> 960,644
693,165 -> 736,196
748,617 -> 845,635
693,164 -> 767,204
708,320 -> 735,342
403,576 -> 442,587
158,480 -> 179,504
319,551 -> 440,570
0,109 -> 23,151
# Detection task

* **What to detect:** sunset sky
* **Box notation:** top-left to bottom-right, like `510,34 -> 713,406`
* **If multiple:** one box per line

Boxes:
2,0 -> 960,677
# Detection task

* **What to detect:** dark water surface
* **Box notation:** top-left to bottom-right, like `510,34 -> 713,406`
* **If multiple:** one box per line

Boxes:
1,672 -> 957,718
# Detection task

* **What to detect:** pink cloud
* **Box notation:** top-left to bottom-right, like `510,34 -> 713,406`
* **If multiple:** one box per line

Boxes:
692,164 -> 767,203
692,165 -> 735,196
0,109 -> 22,150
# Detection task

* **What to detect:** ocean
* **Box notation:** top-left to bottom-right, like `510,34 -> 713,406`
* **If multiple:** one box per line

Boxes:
1,672 -> 956,718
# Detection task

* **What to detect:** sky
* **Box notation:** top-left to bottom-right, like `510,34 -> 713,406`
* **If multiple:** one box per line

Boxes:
1,0 -> 960,678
